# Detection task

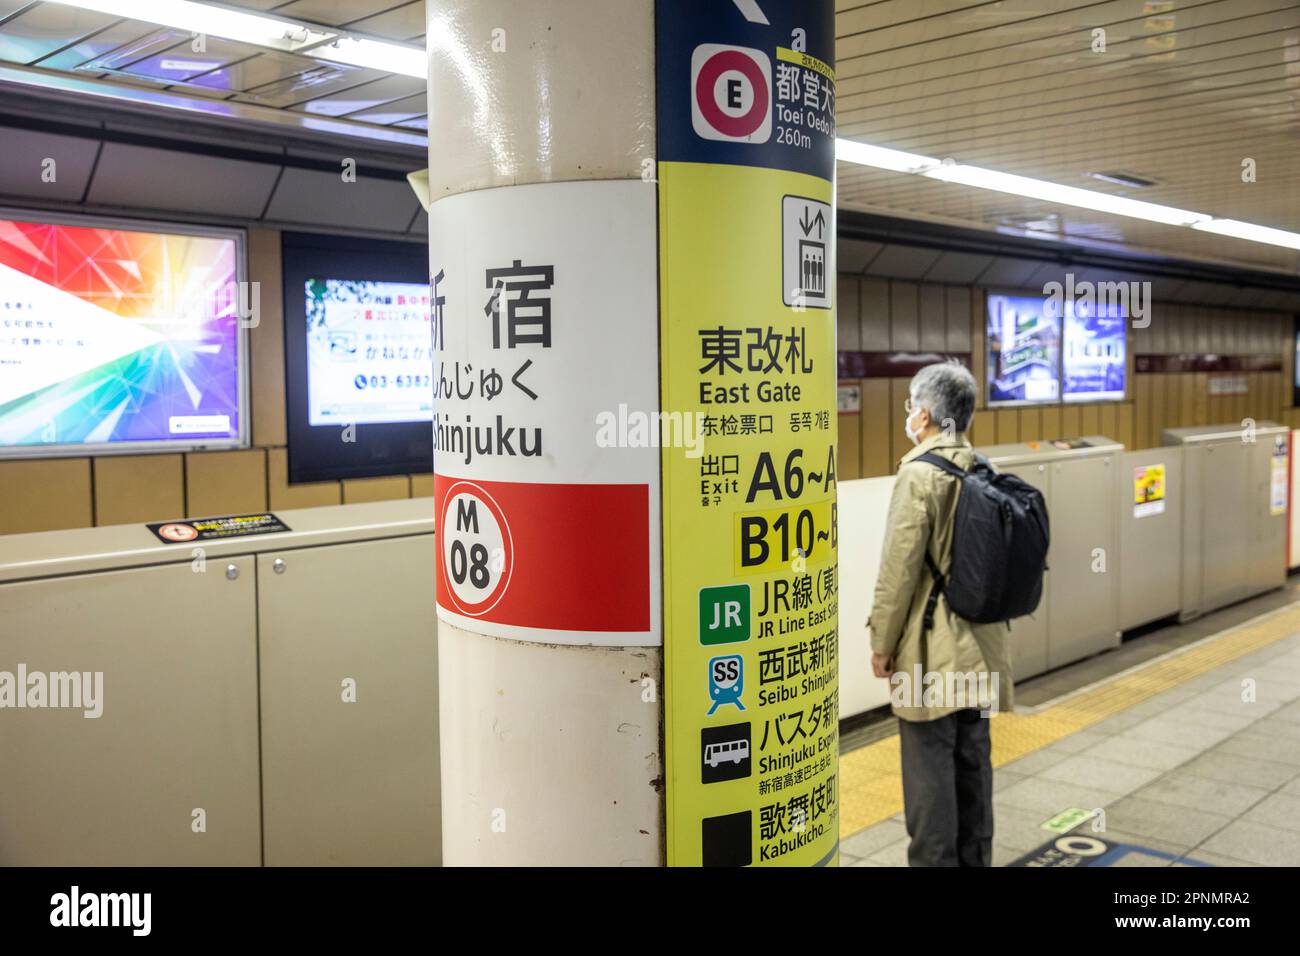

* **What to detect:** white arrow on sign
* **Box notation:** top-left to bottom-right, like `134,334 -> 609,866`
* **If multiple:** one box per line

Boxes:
732,0 -> 770,26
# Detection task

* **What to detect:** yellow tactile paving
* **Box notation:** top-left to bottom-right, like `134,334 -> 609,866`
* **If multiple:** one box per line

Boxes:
839,602 -> 1300,837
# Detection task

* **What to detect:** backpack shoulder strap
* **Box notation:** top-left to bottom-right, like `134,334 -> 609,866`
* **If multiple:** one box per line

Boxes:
914,451 -> 968,480
911,452 -> 963,634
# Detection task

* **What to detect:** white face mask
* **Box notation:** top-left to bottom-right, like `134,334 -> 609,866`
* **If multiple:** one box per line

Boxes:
904,407 -> 923,445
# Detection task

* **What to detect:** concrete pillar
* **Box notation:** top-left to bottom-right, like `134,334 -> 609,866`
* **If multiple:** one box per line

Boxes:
428,0 -> 838,866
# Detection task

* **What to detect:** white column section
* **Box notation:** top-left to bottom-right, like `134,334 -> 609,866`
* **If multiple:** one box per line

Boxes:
427,0 -> 662,866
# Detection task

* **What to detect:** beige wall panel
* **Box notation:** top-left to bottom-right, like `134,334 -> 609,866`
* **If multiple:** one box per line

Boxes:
918,284 -> 946,351
0,458 -> 93,534
1209,307 -> 1228,353
1130,311 -> 1151,355
93,454 -> 185,526
945,286 -> 973,352
342,476 -> 411,504
1018,407 -> 1041,442
888,378 -> 911,470
1152,374 -> 1168,429
1040,405 -> 1062,441
1148,302 -> 1170,353
1098,403 -> 1117,440
1191,373 -> 1209,425
426,0 -> 654,197
1194,307 -> 1211,353
860,277 -> 890,351
267,448 -> 340,510
1060,404 -> 1081,437
186,449 -> 267,518
248,228 -> 287,448
1079,404 -> 1100,436
839,410 -> 862,481
859,379 -> 893,477
411,474 -> 435,497
1117,403 -> 1134,450
838,277 -> 862,351
972,291 -> 987,407
1163,373 -> 1180,428
889,281 -> 920,351
1135,375 -> 1153,449
995,408 -> 1018,444
970,410 -> 995,445
1166,305 -> 1186,353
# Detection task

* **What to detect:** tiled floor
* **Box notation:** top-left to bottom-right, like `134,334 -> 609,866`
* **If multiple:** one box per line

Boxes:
840,618 -> 1300,867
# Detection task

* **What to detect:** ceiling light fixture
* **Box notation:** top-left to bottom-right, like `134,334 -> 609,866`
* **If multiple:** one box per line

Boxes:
1191,218 -> 1300,252
836,138 -> 1300,252
46,0 -> 335,52
44,0 -> 425,77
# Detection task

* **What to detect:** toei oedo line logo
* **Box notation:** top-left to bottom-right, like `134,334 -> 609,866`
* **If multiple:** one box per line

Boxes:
439,481 -> 513,616
691,43 -> 772,143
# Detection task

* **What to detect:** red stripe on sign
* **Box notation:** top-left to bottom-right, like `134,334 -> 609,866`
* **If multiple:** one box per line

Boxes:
434,475 -> 651,632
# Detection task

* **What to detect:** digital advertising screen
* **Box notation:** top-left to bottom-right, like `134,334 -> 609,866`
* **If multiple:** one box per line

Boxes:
1063,298 -> 1127,402
282,232 -> 432,483
986,293 -> 1061,404
0,212 -> 246,456
305,278 -> 433,427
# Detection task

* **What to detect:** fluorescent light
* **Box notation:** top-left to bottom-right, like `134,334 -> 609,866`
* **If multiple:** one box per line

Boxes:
314,37 -> 426,79
834,136 -> 1300,253
923,162 -> 1210,227
49,0 -> 426,78
835,138 -> 937,173
46,0 -> 334,51
1192,219 -> 1300,251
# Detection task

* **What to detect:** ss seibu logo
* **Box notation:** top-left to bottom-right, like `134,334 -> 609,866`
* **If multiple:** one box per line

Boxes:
691,43 -> 772,143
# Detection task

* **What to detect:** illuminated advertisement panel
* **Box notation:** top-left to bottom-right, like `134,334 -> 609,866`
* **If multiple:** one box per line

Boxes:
304,278 -> 432,427
0,211 -> 245,457
986,293 -> 1061,404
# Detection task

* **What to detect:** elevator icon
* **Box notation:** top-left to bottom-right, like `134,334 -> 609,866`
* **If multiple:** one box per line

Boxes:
782,195 -> 832,310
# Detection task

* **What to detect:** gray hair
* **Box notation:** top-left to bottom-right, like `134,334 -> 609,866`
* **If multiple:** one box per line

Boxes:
910,361 -> 977,434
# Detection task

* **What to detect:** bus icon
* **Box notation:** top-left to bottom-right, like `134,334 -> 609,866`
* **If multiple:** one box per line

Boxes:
701,722 -> 751,784
705,737 -> 749,768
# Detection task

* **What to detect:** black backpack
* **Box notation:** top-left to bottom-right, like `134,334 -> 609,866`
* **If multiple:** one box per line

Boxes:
915,452 -> 1049,629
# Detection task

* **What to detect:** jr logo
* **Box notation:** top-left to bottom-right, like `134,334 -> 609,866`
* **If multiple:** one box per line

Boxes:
699,584 -> 750,646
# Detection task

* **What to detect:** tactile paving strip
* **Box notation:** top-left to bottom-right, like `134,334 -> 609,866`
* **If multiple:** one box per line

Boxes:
838,602 -> 1300,838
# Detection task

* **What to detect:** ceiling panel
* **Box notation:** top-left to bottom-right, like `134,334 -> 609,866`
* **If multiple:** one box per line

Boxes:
345,91 -> 427,125
85,142 -> 283,218
30,20 -> 154,71
346,2 -> 425,41
271,0 -> 410,27
263,166 -> 420,231
976,256 -> 1049,290
291,73 -> 424,116
838,237 -> 883,272
0,124 -> 100,202
925,251 -> 996,285
863,243 -> 943,279
0,4 -> 117,64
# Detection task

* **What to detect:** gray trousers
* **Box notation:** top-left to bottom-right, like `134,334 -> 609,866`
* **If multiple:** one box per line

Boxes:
897,708 -> 994,867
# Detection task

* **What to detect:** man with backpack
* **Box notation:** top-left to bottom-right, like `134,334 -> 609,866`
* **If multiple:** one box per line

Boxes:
868,361 -> 1048,867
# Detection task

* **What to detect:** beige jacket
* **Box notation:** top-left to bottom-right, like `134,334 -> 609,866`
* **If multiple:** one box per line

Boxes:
867,433 -> 1015,722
